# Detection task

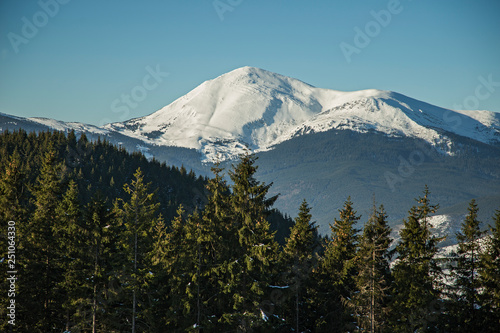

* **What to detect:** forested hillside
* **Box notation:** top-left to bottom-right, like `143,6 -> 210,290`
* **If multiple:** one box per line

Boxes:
1,130 -> 499,332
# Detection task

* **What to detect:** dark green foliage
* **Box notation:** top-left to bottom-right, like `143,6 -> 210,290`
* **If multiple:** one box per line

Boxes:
1,129 -> 500,332
22,148 -> 66,331
280,199 -> 320,332
116,168 -> 160,332
313,197 -> 361,332
350,204 -> 393,332
479,209 -> 500,331
391,186 -> 443,332
0,129 -> 207,220
229,153 -> 278,222
0,149 -> 29,332
223,153 -> 280,331
447,199 -> 484,331
150,206 -> 190,331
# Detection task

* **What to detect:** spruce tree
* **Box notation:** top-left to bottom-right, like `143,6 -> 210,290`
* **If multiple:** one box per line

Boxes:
23,148 -> 65,331
223,153 -> 279,331
281,199 -> 319,332
314,197 -> 360,332
117,168 -> 159,332
351,204 -> 392,332
150,206 -> 189,331
0,148 -> 28,222
0,148 -> 30,332
391,186 -> 443,332
479,209 -> 500,332
448,199 -> 484,331
61,193 -> 120,332
229,153 -> 278,223
54,180 -> 83,331
198,164 -> 236,330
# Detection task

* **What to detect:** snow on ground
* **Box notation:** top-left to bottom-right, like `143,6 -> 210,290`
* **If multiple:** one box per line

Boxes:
391,213 -> 492,259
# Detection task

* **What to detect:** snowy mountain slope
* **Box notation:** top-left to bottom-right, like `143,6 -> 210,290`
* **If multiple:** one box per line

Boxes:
287,92 -> 500,153
28,117 -> 110,135
104,66 -> 500,162
4,67 -> 498,163
0,112 -> 110,136
0,112 -> 160,163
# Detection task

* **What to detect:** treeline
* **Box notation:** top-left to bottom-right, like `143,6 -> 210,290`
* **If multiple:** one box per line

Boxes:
0,130 -> 499,332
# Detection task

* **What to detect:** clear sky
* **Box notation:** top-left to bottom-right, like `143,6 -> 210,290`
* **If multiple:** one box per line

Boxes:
1,0 -> 499,126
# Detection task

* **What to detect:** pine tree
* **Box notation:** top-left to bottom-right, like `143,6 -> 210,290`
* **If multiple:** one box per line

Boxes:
391,186 -> 443,332
314,197 -> 360,332
479,209 -> 500,332
281,199 -> 319,332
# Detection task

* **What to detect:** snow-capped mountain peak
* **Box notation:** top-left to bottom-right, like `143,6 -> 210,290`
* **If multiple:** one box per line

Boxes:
104,66 -> 500,162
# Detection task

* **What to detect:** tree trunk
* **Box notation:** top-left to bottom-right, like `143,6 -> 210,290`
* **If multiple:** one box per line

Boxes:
296,282 -> 299,333
132,207 -> 138,333
197,240 -> 201,332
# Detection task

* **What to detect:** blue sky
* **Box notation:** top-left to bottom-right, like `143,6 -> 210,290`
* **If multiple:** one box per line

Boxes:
1,0 -> 499,125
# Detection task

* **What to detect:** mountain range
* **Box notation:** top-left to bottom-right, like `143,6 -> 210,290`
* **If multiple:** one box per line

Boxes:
2,66 -> 500,236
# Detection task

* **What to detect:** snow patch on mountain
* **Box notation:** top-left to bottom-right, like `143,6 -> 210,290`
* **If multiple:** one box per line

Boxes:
104,67 -> 500,162
29,117 -> 110,135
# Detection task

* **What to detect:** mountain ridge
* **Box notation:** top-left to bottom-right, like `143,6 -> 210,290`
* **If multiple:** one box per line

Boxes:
2,67 -> 500,164
101,66 -> 500,162
1,68 -> 500,237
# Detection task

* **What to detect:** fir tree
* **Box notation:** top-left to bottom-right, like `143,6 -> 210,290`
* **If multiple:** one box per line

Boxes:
150,206 -> 189,331
314,197 -> 360,332
281,199 -> 319,332
0,148 -> 29,222
54,180 -> 83,331
198,164 -> 236,330
350,204 -> 392,333
229,153 -> 278,223
449,199 -> 484,331
479,209 -> 500,331
223,153 -> 279,331
117,168 -> 159,332
65,194 -> 120,332
23,148 -> 65,331
391,186 -> 443,332
0,148 -> 30,332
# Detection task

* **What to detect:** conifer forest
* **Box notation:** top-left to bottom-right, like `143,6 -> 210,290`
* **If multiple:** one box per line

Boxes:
1,130 -> 499,332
